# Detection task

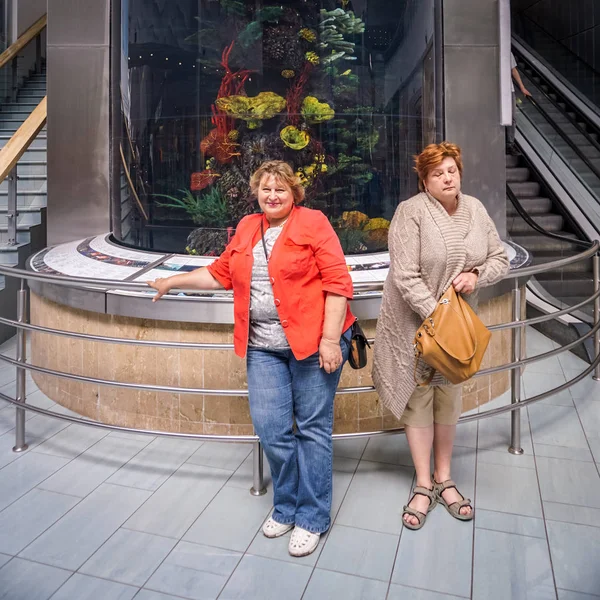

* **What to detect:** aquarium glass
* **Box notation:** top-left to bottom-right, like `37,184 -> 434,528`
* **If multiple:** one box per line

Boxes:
114,0 -> 440,255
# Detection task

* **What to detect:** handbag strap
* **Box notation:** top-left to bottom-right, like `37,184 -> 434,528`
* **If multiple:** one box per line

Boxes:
259,220 -> 270,263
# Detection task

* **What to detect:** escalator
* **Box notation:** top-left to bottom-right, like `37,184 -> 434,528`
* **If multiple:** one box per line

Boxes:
505,35 -> 600,358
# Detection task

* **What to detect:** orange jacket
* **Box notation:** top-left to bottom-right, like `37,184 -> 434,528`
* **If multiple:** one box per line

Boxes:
207,206 -> 355,359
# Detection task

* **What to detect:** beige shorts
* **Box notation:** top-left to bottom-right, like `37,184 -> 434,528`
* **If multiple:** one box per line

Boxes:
401,384 -> 463,427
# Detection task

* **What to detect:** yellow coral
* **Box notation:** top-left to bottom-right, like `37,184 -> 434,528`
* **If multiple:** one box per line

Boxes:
227,130 -> 239,141
281,69 -> 296,79
305,51 -> 320,65
363,218 -> 391,231
299,28 -> 317,42
280,126 -> 310,150
216,91 -> 286,122
301,96 -> 334,123
341,211 -> 369,228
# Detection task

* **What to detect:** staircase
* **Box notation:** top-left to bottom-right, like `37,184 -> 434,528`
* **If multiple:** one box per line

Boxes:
0,65 -> 47,279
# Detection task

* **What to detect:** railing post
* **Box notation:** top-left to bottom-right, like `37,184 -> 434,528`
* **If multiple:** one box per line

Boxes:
11,56 -> 18,102
509,280 -> 524,455
7,165 -> 17,246
593,254 -> 600,381
35,34 -> 42,74
13,280 -> 29,453
250,441 -> 266,496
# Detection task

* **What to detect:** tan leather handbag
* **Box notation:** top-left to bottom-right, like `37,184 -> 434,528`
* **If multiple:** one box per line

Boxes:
413,286 -> 491,386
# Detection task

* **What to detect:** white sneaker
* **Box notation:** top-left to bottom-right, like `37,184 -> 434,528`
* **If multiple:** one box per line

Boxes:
262,516 -> 294,538
288,526 -> 321,557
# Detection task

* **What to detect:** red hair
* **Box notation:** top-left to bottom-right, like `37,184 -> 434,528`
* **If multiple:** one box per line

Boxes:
414,142 -> 463,192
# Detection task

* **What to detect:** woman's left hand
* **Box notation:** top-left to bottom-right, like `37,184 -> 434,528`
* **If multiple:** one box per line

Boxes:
319,338 -> 343,373
452,272 -> 478,294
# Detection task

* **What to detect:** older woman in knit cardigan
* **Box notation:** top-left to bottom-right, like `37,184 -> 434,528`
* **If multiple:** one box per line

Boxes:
372,142 -> 509,530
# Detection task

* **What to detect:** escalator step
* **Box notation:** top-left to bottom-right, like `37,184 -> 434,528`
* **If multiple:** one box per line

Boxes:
509,181 -> 540,197
508,214 -> 564,233
506,167 -> 530,183
506,155 -> 520,168
510,233 -> 580,251
506,197 -> 553,214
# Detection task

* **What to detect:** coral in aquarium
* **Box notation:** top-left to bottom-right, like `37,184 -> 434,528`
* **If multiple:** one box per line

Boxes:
280,126 -> 310,150
301,96 -> 335,123
155,1 -> 388,255
216,91 -> 287,129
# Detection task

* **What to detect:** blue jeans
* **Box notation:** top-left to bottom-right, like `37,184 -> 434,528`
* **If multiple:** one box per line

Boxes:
246,327 -> 351,534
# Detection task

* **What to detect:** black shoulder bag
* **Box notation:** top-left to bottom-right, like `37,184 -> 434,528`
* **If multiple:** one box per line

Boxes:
348,319 -> 370,370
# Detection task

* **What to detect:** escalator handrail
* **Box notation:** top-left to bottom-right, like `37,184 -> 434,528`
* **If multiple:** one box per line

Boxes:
513,35 -> 600,131
514,49 -> 600,155
506,183 -> 592,249
524,96 -> 600,182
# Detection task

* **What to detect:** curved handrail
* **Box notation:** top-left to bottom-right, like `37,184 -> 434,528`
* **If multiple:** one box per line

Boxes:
0,97 -> 47,183
0,240 -> 597,294
506,184 -> 592,248
1,350 -> 598,441
0,14 -> 46,70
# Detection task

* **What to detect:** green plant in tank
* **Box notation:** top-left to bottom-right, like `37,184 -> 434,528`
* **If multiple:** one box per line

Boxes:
318,8 -> 365,63
154,187 -> 229,227
237,6 -> 285,48
301,96 -> 335,124
217,0 -> 246,17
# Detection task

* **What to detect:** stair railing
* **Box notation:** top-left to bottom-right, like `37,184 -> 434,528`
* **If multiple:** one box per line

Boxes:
0,14 -> 47,246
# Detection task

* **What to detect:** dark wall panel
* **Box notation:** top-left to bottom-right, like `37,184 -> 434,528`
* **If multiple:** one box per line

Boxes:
513,0 -> 600,72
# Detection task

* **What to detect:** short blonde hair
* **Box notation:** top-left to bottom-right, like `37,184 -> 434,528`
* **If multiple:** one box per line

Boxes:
414,142 -> 464,192
249,160 -> 306,205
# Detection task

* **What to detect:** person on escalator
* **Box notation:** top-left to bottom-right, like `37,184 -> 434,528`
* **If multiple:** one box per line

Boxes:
507,51 -> 533,154
147,160 -> 354,558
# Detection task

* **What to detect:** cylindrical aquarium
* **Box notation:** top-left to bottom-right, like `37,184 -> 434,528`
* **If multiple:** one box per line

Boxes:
113,0 -> 440,255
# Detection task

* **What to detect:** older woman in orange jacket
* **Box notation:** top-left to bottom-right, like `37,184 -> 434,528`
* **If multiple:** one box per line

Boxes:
149,161 -> 355,557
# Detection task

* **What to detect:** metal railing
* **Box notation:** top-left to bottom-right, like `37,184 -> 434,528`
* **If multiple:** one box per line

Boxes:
0,14 -> 47,245
0,241 -> 599,495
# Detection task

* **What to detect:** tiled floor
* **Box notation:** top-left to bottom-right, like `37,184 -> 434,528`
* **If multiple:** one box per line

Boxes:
0,328 -> 599,599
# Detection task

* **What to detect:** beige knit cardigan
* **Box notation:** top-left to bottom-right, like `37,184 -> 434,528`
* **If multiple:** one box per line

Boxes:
372,192 -> 510,420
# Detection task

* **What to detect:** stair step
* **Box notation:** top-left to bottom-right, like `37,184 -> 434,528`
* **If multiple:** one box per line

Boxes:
510,232 -> 582,252
508,214 -> 564,233
0,191 -> 47,210
0,104 -> 40,113
0,138 -> 46,150
531,251 -> 593,273
506,167 -> 530,183
506,155 -> 520,168
0,241 -> 31,266
0,207 -> 44,227
509,181 -> 541,197
534,273 -> 594,298
0,176 -> 46,193
507,196 -> 553,215
0,225 -> 38,245
13,162 -> 46,176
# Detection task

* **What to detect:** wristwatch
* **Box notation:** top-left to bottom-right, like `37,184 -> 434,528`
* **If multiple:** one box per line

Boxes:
471,268 -> 480,277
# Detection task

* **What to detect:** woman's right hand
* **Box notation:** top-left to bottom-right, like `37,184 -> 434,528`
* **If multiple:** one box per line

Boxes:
147,278 -> 172,302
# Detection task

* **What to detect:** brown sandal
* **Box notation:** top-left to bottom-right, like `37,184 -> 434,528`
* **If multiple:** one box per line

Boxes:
402,486 -> 438,530
433,478 -> 474,521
